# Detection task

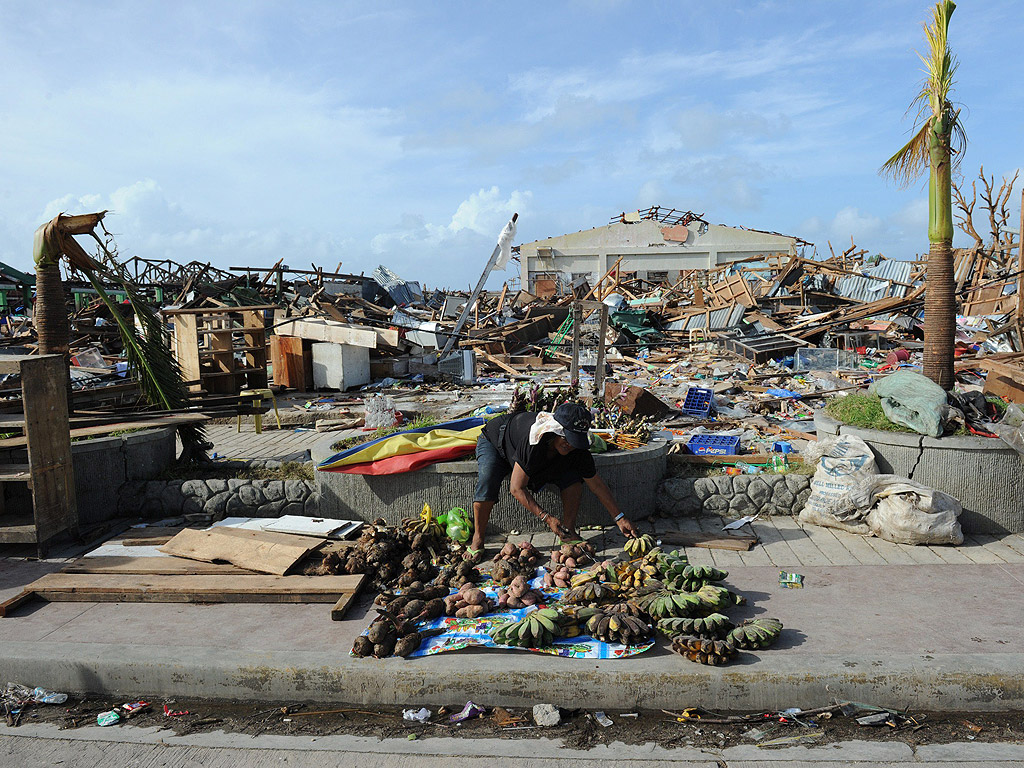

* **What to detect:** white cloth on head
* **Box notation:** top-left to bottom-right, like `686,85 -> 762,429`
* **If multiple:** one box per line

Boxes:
529,411 -> 565,446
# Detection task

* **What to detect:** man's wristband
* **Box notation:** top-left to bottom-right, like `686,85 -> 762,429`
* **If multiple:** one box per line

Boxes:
613,512 -> 625,522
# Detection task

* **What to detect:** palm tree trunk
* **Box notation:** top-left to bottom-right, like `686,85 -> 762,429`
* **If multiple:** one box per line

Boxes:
922,240 -> 956,390
34,259 -> 74,406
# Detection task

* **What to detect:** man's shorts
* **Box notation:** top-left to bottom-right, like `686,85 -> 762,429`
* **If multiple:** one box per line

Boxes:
473,435 -> 584,503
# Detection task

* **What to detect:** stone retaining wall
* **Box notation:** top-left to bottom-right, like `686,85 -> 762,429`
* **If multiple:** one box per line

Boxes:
656,472 -> 812,517
116,475 -> 317,523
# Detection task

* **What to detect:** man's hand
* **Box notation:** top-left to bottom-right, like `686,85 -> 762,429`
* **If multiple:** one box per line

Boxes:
616,517 -> 639,538
544,514 -> 569,539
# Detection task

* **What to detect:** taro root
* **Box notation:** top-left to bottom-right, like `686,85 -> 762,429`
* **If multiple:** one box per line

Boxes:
419,598 -> 445,620
366,621 -> 396,645
401,599 -> 426,618
351,636 -> 373,657
393,632 -> 422,657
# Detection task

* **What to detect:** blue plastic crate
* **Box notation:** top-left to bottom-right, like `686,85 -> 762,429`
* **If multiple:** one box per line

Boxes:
686,433 -> 741,456
680,386 -> 713,418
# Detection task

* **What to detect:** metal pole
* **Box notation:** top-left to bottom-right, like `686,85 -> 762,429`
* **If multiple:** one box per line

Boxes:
570,302 -> 581,384
439,213 -> 518,359
594,303 -> 608,398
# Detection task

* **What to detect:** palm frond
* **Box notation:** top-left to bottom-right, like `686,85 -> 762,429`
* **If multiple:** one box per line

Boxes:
880,120 -> 931,187
80,264 -> 208,457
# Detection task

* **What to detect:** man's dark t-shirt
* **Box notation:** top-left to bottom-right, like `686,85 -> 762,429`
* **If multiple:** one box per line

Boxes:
482,411 -> 596,492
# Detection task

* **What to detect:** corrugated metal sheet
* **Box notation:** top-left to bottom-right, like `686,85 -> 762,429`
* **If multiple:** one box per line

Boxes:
667,304 -> 745,331
834,259 -> 916,302
373,264 -> 423,307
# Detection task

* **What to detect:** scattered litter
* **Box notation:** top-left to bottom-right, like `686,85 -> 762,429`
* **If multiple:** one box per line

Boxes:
96,710 -> 121,727
449,701 -> 485,724
403,707 -> 432,723
779,571 -> 804,588
592,710 -> 614,727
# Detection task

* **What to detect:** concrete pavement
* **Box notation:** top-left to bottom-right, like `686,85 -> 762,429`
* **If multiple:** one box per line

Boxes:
3,723 -> 1024,767
2,515 -> 1024,712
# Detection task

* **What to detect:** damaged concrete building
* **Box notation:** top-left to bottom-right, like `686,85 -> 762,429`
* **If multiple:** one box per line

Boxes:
518,206 -> 809,296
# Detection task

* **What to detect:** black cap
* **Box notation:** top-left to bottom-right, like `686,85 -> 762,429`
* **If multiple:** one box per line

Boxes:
553,402 -> 592,450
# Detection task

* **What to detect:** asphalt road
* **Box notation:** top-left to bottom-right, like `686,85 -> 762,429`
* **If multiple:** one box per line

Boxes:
3,723 -> 1024,768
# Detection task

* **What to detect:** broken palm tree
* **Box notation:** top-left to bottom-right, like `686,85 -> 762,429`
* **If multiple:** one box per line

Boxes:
32,211 -> 208,460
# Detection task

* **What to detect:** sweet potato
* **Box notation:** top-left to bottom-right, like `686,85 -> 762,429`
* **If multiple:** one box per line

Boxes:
462,588 -> 486,606
455,604 -> 487,619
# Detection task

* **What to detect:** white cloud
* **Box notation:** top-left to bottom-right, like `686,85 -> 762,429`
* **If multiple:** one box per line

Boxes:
37,180 -> 348,270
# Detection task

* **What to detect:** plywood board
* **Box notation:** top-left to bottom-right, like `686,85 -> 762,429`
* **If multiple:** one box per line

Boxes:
62,556 -> 258,575
259,515 -> 363,539
0,573 -> 366,616
159,527 -> 325,575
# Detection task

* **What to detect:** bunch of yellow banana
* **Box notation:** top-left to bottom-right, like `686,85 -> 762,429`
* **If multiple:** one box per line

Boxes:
616,562 -> 658,590
488,608 -> 562,648
624,534 -> 655,559
671,635 -> 737,665
553,605 -> 598,638
584,610 -> 652,645
726,617 -> 783,650
562,582 -> 613,605
604,600 -> 645,618
657,613 -> 733,639
569,570 -> 600,588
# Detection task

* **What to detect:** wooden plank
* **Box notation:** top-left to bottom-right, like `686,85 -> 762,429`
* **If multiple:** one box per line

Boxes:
159,527 -> 325,575
0,463 -> 32,482
0,413 -> 207,450
63,556 -> 260,575
331,591 -> 360,621
0,573 -> 366,616
22,355 -> 78,550
658,530 -> 757,551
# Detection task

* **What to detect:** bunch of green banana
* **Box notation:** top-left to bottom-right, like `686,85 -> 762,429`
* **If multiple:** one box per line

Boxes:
655,550 -> 689,580
488,608 -> 562,648
657,613 -> 733,639
624,534 -> 655,559
671,635 -> 737,665
693,584 -> 735,612
726,617 -> 783,650
667,564 -> 729,592
562,582 -> 613,605
640,590 -> 704,619
584,610 -> 652,645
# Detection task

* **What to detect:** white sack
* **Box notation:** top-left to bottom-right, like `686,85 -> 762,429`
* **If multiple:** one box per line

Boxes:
798,435 -> 877,534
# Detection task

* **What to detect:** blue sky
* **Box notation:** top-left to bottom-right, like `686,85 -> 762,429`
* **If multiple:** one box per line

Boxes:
0,0 -> 1021,288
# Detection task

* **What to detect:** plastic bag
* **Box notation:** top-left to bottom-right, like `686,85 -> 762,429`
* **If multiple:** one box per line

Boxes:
798,435 -> 877,534
869,371 -> 947,437
993,404 -> 1024,456
842,475 -> 963,545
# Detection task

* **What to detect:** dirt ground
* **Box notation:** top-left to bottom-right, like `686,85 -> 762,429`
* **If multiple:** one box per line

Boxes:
6,695 -> 1023,750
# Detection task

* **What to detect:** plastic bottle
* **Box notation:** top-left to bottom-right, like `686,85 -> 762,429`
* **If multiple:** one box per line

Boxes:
31,687 -> 68,704
733,461 -> 761,475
